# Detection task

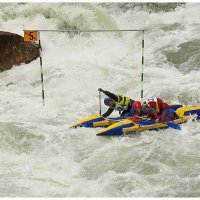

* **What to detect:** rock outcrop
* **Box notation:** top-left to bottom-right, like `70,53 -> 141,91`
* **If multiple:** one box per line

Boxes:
0,31 -> 39,72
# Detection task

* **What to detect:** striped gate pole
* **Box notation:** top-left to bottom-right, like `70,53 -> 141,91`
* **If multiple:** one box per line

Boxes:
141,30 -> 145,100
38,31 -> 45,106
99,91 -> 101,115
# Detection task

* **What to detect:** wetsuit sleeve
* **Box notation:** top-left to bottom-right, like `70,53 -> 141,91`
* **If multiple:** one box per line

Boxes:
160,111 -> 167,122
159,107 -> 170,122
102,107 -> 114,118
143,107 -> 158,120
149,108 -> 159,120
162,103 -> 169,111
103,90 -> 118,102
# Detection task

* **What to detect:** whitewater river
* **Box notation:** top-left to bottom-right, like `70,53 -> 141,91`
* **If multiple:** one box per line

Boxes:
0,2 -> 200,197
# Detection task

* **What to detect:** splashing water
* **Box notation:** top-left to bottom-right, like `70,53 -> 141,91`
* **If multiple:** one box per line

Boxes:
0,2 -> 200,197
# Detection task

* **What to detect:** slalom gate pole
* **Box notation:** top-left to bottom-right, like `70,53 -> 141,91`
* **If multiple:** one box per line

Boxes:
141,30 -> 145,100
38,31 -> 45,106
99,91 -> 102,115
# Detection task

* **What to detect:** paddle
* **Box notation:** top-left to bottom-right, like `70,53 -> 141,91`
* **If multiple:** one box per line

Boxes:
99,91 -> 101,115
165,121 -> 182,130
132,115 -> 151,122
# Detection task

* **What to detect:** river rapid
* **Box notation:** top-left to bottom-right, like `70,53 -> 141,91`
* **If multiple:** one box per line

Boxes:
0,2 -> 200,197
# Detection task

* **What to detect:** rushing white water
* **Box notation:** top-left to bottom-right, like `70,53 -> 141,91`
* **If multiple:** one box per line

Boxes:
0,2 -> 200,197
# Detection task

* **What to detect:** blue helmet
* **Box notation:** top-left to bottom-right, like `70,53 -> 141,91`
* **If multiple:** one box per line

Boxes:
104,97 -> 112,106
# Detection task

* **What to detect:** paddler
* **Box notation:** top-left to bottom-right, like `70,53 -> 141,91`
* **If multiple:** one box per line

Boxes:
98,88 -> 136,118
132,97 -> 176,123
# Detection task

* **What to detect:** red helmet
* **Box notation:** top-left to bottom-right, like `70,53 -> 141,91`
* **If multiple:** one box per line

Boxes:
133,101 -> 142,111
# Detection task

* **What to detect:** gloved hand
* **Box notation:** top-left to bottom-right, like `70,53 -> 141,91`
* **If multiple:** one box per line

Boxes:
155,118 -> 159,124
98,88 -> 104,92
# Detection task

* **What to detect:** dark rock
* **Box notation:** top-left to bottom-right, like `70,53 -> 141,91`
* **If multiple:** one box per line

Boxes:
0,31 -> 39,72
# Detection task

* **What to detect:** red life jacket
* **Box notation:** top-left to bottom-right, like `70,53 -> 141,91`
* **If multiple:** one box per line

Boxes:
142,97 -> 169,114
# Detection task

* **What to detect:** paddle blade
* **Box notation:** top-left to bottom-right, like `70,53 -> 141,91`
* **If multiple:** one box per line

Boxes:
131,116 -> 142,122
167,121 -> 182,130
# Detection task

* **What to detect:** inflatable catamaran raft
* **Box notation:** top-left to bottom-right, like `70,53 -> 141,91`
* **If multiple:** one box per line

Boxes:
70,105 -> 200,136
70,104 -> 182,128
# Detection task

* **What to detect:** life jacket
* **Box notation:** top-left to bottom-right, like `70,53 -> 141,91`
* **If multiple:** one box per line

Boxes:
142,97 -> 160,113
117,94 -> 131,105
113,95 -> 132,111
